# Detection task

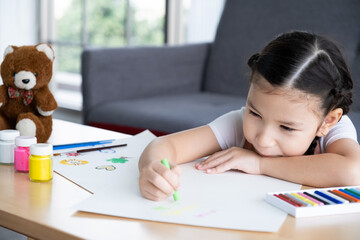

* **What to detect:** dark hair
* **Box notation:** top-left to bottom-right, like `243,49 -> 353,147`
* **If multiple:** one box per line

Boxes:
247,31 -> 353,155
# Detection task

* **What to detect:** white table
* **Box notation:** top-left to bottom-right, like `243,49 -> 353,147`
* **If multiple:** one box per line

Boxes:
1,119 -> 360,240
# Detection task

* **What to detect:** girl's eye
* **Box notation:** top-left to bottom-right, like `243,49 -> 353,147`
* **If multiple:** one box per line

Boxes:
34,72 -> 38,77
249,109 -> 261,118
281,125 -> 296,132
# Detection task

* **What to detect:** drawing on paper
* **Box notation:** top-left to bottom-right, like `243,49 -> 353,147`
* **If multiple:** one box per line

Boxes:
60,159 -> 89,166
95,165 -> 116,171
106,157 -> 130,164
66,152 -> 81,157
153,202 -> 180,211
194,209 -> 218,218
99,148 -> 116,154
153,202 -> 199,216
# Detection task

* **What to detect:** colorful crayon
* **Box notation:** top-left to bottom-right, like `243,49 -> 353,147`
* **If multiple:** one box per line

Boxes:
303,192 -> 329,205
266,186 -> 360,218
345,188 -> 360,198
340,189 -> 360,200
274,194 -> 301,207
291,193 -> 318,206
298,192 -> 324,206
331,189 -> 360,203
314,191 -> 342,204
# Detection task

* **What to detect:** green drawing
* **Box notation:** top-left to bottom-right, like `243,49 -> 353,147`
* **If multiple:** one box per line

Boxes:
154,202 -> 198,216
153,202 -> 180,211
153,206 -> 168,211
106,157 -> 129,163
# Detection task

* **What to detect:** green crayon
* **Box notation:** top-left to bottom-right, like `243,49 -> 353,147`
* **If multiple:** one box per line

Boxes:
161,158 -> 180,201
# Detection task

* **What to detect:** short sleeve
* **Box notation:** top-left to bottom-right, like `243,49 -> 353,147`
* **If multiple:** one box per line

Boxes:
208,107 -> 246,150
319,115 -> 358,152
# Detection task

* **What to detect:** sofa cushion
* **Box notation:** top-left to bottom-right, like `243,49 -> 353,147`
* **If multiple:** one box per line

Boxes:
82,43 -> 210,115
86,93 -> 247,133
204,0 -> 360,97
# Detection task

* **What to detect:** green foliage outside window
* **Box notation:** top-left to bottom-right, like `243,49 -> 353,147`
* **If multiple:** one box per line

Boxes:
55,0 -> 165,73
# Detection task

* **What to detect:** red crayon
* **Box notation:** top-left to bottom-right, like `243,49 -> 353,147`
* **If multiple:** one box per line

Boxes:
275,194 -> 303,207
280,194 -> 306,207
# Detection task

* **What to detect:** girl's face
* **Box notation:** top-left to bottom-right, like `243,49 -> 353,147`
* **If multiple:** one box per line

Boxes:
243,77 -> 324,157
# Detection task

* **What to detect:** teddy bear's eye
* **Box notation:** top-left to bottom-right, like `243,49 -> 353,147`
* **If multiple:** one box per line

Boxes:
12,72 -> 16,77
34,72 -> 38,77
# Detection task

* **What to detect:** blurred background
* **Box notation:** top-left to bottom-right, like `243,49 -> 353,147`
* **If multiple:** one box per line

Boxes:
0,0 -> 224,238
0,0 -> 224,124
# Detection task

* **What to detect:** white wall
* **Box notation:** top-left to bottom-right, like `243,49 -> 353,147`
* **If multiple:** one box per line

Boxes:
0,0 -> 39,82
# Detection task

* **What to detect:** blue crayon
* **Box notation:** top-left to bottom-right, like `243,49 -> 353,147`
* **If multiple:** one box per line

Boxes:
340,189 -> 360,200
326,191 -> 349,204
314,191 -> 342,204
304,192 -> 330,205
312,193 -> 334,205
350,188 -> 360,196
346,188 -> 360,198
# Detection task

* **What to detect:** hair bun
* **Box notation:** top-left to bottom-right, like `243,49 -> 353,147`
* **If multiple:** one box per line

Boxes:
330,88 -> 344,99
247,53 -> 260,67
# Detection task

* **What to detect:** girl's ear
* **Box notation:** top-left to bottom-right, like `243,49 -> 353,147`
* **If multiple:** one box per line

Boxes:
316,108 -> 343,137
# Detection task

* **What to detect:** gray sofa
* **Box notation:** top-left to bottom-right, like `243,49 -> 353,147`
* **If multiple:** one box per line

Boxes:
82,0 -> 360,137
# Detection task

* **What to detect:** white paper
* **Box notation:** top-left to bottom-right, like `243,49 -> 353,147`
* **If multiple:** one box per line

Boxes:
54,130 -> 301,232
53,130 -> 156,193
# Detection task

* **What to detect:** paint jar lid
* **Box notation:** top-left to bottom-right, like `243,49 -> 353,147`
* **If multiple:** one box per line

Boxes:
30,143 -> 53,156
0,130 -> 20,141
15,136 -> 37,147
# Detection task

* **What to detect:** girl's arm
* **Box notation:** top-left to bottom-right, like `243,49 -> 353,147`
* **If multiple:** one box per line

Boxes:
198,138 -> 360,187
260,138 -> 360,187
138,125 -> 221,201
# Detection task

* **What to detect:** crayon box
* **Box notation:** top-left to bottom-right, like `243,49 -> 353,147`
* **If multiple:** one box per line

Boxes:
266,186 -> 360,218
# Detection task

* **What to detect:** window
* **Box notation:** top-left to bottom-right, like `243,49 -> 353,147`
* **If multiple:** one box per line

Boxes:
41,0 -> 166,110
182,0 -> 224,43
40,0 -> 223,111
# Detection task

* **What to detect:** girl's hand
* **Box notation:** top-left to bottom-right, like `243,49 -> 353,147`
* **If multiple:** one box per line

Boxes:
195,147 -> 262,175
139,161 -> 181,201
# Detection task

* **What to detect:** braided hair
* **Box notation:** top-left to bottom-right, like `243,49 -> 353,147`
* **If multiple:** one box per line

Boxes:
247,31 -> 353,155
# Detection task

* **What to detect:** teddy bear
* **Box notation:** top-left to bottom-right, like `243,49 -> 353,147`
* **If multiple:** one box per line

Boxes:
0,43 -> 58,143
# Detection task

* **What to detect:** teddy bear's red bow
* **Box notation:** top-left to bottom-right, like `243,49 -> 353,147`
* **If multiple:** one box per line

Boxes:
8,87 -> 34,106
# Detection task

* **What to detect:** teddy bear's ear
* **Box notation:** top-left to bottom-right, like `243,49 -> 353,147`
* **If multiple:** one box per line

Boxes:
36,43 -> 55,62
3,46 -> 14,60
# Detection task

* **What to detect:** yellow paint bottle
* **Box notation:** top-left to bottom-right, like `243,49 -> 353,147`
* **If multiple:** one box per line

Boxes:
29,143 -> 53,182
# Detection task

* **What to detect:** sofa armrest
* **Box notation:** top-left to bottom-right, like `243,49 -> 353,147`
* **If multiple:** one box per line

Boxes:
81,43 -> 211,114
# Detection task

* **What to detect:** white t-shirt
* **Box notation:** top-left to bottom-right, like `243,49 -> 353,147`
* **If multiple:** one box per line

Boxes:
208,107 -> 358,153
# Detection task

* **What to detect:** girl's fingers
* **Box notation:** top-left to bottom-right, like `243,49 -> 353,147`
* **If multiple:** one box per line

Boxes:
195,153 -> 221,169
147,167 -> 174,196
204,150 -> 228,163
197,151 -> 230,170
206,160 -> 233,174
172,165 -> 182,178
142,182 -> 169,201
154,163 -> 181,190
139,161 -> 182,201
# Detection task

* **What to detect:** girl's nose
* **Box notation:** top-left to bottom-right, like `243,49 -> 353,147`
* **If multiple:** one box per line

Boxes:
256,128 -> 276,148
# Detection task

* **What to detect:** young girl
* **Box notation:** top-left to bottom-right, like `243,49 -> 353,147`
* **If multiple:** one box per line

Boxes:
138,31 -> 360,201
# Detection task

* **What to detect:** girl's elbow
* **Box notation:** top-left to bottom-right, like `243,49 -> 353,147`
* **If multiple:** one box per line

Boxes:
340,160 -> 360,185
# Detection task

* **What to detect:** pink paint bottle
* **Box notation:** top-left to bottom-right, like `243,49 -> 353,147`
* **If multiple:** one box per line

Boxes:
14,136 -> 37,172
